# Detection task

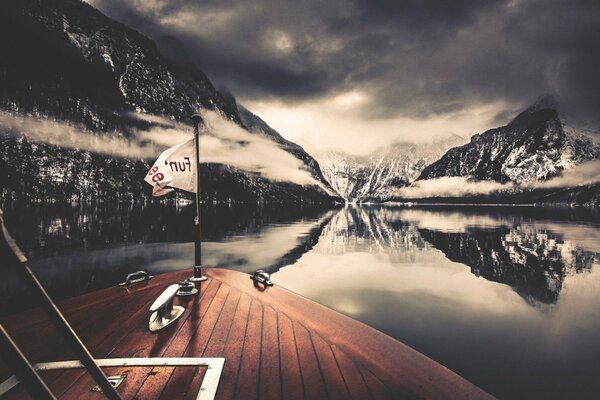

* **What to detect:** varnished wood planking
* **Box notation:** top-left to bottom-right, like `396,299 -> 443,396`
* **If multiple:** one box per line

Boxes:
213,294 -> 252,400
58,279 -> 219,399
158,366 -> 206,400
59,281 -> 180,398
311,332 -> 351,400
159,287 -> 241,400
258,306 -> 281,400
360,366 -> 393,400
132,279 -> 223,399
208,268 -> 494,400
330,345 -> 372,400
2,278 -> 174,400
293,322 -> 329,399
277,312 -> 304,400
1,268 -> 494,400
233,300 -> 263,400
178,284 -> 230,400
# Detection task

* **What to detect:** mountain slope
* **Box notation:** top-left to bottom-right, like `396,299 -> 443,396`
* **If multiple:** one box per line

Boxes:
0,0 -> 241,129
418,100 -> 600,184
236,104 -> 337,196
0,0 -> 339,203
319,135 -> 464,202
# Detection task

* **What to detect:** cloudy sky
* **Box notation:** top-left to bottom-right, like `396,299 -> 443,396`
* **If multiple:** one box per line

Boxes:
87,0 -> 600,155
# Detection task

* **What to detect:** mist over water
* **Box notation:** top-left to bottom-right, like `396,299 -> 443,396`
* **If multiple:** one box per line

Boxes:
0,110 -> 322,188
1,203 -> 600,399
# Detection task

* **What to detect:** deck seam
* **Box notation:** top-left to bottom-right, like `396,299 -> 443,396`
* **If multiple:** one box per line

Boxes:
275,307 -> 284,400
291,312 -> 392,400
332,344 -> 374,400
197,286 -> 232,357
194,289 -> 243,399
359,364 -> 395,399
290,318 -> 307,400
327,337 -> 354,400
256,303 -> 265,400
232,298 -> 255,399
354,349 -> 375,399
226,293 -> 252,400
305,324 -> 331,400
206,290 -> 243,356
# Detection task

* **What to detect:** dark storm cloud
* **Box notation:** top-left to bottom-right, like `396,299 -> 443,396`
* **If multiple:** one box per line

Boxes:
87,0 -> 600,123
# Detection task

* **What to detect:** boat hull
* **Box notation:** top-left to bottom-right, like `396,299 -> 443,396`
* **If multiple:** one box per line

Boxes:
0,268 -> 494,399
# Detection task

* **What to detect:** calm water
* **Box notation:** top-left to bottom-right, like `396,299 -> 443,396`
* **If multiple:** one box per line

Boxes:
1,202 -> 600,399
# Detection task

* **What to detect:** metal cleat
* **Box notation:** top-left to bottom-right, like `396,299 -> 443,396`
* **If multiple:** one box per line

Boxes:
148,284 -> 184,332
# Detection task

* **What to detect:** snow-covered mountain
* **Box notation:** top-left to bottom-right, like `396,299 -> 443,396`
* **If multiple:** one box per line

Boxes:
418,98 -> 600,184
0,0 -> 339,204
318,135 -> 465,202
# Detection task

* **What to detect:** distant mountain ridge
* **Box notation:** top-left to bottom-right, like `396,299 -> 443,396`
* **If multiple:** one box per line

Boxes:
418,99 -> 600,184
0,0 -> 339,203
318,135 -> 465,202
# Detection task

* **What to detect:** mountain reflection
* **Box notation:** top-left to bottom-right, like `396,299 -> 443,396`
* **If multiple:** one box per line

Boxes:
1,201 -> 335,258
2,201 -> 599,311
419,227 -> 596,304
323,206 -> 600,305
0,202 -> 336,313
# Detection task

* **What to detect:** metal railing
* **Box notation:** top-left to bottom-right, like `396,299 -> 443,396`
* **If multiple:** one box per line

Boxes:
0,209 -> 121,399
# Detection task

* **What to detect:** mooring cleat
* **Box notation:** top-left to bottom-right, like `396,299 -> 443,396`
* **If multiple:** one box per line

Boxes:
251,270 -> 274,286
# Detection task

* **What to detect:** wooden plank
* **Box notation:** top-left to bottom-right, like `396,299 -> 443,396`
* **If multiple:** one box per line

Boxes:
293,322 -> 328,400
161,280 -> 221,358
233,300 -> 263,400
131,366 -> 178,400
360,366 -> 393,400
213,293 -> 252,400
311,333 -> 351,400
277,312 -> 303,400
202,290 -> 242,357
158,366 -> 207,400
330,346 -> 372,400
259,306 -> 281,400
6,293 -> 150,363
1,277 -> 172,333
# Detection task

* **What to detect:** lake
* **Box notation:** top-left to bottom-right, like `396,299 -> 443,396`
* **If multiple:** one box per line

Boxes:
1,202 -> 600,399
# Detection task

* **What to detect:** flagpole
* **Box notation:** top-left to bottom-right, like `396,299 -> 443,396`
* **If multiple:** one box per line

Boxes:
190,114 -> 207,282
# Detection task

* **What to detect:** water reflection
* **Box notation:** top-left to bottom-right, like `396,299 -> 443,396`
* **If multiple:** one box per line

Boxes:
297,206 -> 599,305
0,202 -> 335,312
420,226 -> 597,304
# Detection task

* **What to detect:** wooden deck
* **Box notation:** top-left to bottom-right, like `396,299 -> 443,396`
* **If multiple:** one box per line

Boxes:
0,268 -> 494,399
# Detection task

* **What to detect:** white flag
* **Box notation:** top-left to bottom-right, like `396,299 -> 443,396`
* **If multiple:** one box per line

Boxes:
145,139 -> 196,196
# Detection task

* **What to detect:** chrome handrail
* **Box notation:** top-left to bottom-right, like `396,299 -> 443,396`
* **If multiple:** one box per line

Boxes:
119,270 -> 153,286
0,209 -> 122,400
